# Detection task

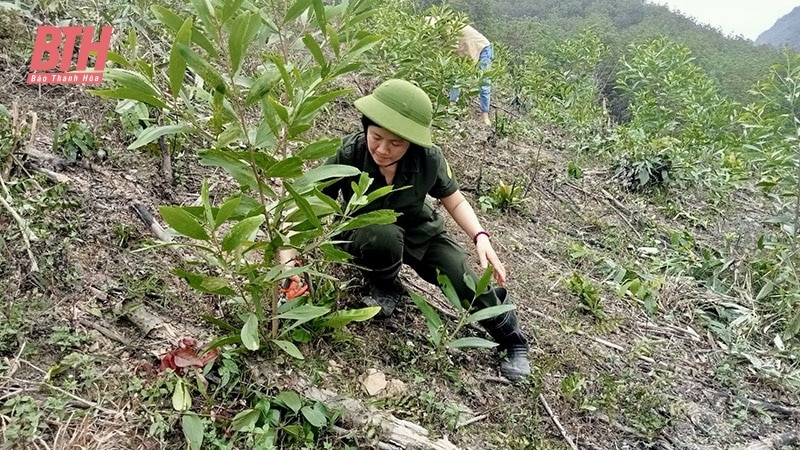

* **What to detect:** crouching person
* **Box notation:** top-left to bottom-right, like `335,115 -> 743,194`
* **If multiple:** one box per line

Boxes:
303,79 -> 531,381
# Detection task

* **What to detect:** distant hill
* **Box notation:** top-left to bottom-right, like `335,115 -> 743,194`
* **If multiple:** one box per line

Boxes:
755,6 -> 800,51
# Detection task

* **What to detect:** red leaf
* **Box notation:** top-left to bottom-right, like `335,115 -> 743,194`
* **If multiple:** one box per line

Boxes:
173,348 -> 204,367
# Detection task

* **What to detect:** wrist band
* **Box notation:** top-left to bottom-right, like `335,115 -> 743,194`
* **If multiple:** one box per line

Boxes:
473,230 -> 490,244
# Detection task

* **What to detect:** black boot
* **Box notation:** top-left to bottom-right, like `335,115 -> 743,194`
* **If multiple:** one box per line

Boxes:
479,287 -> 531,381
363,277 -> 408,318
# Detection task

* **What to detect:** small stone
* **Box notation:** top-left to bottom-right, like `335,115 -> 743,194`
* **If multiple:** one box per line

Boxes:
361,369 -> 387,396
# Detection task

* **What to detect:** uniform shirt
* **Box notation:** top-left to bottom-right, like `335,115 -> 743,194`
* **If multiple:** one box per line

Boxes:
322,132 -> 459,257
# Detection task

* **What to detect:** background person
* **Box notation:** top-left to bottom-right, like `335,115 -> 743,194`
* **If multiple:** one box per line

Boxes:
449,23 -> 494,126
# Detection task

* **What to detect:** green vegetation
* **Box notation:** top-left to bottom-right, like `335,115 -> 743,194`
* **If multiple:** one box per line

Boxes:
2,0 -> 800,448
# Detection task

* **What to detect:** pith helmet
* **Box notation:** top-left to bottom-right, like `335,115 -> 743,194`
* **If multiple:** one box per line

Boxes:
354,79 -> 433,148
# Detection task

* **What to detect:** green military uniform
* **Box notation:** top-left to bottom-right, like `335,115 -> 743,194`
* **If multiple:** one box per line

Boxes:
323,132 -> 500,310
324,78 -> 530,381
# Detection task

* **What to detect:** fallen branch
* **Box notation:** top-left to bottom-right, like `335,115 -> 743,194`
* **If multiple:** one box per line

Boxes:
636,321 -> 702,342
539,393 -> 578,450
455,414 -> 487,429
0,179 -> 39,272
710,390 -> 800,417
744,431 -> 800,450
9,377 -> 122,417
78,318 -> 130,346
305,387 -> 460,450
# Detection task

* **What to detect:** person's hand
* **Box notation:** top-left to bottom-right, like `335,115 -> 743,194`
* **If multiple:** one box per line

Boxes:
475,235 -> 506,285
278,257 -> 307,301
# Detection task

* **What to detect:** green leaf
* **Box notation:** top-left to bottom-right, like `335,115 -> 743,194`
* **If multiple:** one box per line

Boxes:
169,18 -> 193,98
437,272 -> 463,311
268,96 -> 289,123
241,313 -> 260,350
344,34 -> 382,60
311,0 -> 326,33
231,409 -> 261,432
222,215 -> 265,252
128,124 -> 196,150
463,273 -> 476,295
302,34 -> 326,67
159,206 -> 210,241
755,280 -> 774,302
364,185 -> 395,204
284,0 -> 312,23
292,164 -> 359,192
273,339 -> 304,359
177,43 -> 227,94
296,138 -> 340,160
446,337 -> 499,349
199,149 -> 259,190
297,89 -> 351,118
301,405 -> 327,428
104,69 -> 161,97
410,292 -> 442,346
312,188 -> 342,215
214,195 -> 242,229
275,390 -> 303,413
229,12 -> 262,75
474,264 -> 494,298
221,0 -> 246,22
264,157 -> 303,178
784,310 -> 800,340
277,305 -> 330,321
336,210 -> 398,232
181,413 -> 204,450
245,65 -> 281,106
172,379 -> 191,411
319,307 -> 380,328
285,183 -> 321,228
174,269 -> 237,295
150,5 -> 218,57
87,87 -> 168,109
465,304 -> 516,324
205,334 -> 242,352
190,0 -> 215,39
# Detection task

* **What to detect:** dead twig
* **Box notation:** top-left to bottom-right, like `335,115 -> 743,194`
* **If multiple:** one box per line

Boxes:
78,318 -> 130,346
0,178 -> 39,272
455,414 -> 487,429
539,393 -> 579,450
9,377 -> 122,417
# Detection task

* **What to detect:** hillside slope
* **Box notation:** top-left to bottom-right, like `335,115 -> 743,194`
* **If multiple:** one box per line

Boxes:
756,6 -> 800,51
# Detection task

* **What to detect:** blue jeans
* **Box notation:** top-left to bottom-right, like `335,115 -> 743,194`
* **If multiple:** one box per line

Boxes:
449,45 -> 493,113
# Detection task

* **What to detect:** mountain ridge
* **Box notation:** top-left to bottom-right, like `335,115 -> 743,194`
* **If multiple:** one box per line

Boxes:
755,5 -> 800,50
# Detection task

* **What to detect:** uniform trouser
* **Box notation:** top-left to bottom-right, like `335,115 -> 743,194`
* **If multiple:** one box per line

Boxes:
339,223 -> 500,310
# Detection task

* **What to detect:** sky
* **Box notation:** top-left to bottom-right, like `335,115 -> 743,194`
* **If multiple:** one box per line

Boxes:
646,0 -> 799,41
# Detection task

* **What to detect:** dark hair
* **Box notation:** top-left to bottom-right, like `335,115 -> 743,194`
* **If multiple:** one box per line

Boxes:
361,115 -> 377,135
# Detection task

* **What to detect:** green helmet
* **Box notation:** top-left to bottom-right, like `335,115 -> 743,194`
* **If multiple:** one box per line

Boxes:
354,79 -> 433,148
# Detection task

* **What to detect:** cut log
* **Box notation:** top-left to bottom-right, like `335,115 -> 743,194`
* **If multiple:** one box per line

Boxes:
304,387 -> 461,450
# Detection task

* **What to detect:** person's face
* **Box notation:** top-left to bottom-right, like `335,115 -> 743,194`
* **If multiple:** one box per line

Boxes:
366,125 -> 410,168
